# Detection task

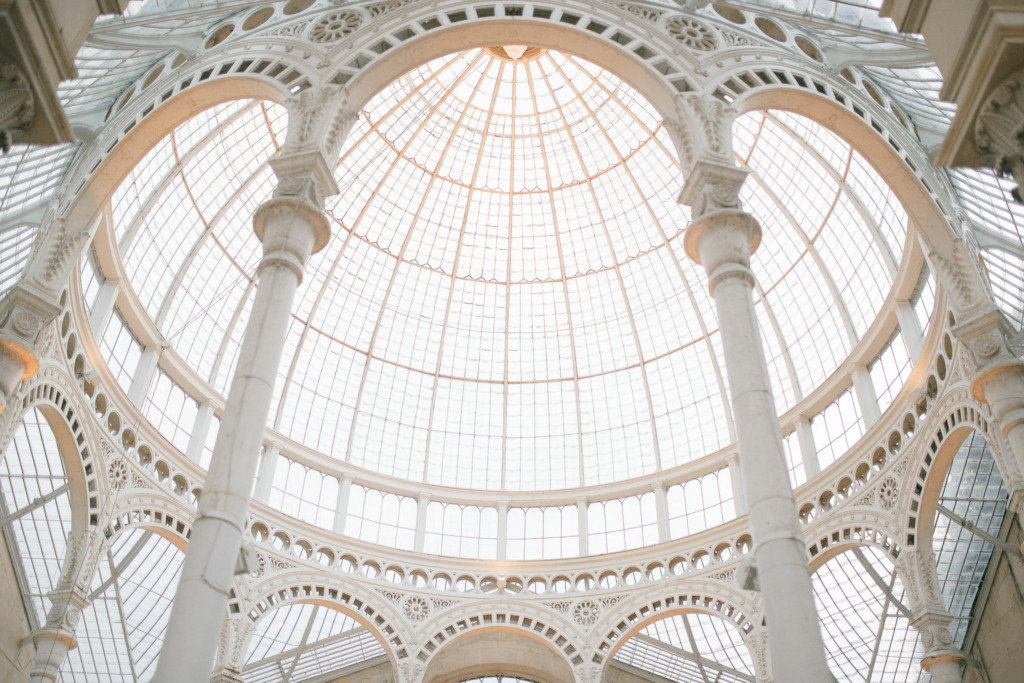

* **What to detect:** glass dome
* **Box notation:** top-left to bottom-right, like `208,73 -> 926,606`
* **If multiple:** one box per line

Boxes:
111,47 -> 908,492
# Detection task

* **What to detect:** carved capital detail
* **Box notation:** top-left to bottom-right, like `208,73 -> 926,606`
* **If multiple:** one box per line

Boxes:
0,57 -> 34,152
679,160 -> 750,219
675,94 -> 739,171
896,546 -> 947,617
280,84 -> 354,174
952,310 -> 1024,406
0,283 -> 61,350
912,610 -> 963,661
976,66 -> 1024,202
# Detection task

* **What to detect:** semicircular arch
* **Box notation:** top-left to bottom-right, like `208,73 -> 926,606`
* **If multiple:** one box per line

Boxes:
729,78 -> 961,265
591,579 -> 759,668
239,569 -> 407,669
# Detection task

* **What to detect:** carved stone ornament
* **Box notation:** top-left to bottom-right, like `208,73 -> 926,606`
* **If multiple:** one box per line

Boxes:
309,11 -> 363,43
878,476 -> 899,510
108,458 -> 130,491
367,0 -> 416,18
402,595 -> 430,622
675,93 -> 738,171
928,238 -> 984,314
976,66 -> 1024,202
573,598 -> 600,626
0,58 -> 34,153
666,16 -> 719,51
615,2 -> 663,22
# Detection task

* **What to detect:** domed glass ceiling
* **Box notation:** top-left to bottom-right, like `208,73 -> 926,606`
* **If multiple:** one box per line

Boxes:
111,47 -> 908,492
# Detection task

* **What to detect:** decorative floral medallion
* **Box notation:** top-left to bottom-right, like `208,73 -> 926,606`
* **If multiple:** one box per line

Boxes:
878,476 -> 899,511
403,595 -> 430,622
573,599 -> 600,626
310,11 -> 362,43
666,16 -> 718,51
108,458 -> 130,491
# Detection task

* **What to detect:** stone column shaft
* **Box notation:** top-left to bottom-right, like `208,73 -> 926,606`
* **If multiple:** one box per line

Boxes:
151,195 -> 329,683
685,207 -> 832,682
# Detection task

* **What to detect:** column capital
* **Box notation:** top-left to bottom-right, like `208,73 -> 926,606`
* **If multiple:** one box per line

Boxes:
678,159 -> 749,219
0,283 -> 60,413
673,93 -> 740,171
952,309 -> 1024,402
913,609 -> 965,663
281,83 -> 357,166
268,149 -> 340,211
976,65 -> 1024,202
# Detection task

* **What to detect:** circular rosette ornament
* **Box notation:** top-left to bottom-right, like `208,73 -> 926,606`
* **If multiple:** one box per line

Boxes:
666,16 -> 718,51
403,595 -> 430,622
573,599 -> 600,626
310,11 -> 362,43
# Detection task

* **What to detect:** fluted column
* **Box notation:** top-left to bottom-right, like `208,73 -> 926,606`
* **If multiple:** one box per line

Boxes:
151,152 -> 334,682
677,107 -> 831,676
897,546 -> 965,683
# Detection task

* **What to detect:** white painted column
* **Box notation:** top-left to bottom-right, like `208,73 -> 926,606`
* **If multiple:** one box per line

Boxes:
88,279 -> 120,336
576,497 -> 589,557
29,527 -> 107,682
496,500 -> 508,561
796,415 -> 820,478
896,300 -> 924,360
653,483 -> 670,543
727,456 -> 748,515
852,365 -> 881,427
333,475 -> 352,534
414,495 -> 430,553
152,155 -> 333,682
682,165 -> 832,681
185,401 -> 215,465
252,443 -> 279,503
127,346 -> 160,407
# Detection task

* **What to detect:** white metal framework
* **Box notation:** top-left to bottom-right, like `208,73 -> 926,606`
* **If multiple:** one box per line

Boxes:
0,1 -> 1022,682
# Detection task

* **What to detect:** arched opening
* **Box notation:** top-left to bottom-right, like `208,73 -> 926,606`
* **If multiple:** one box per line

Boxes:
929,430 -> 1010,650
63,528 -> 184,679
811,545 -> 919,681
242,602 -> 390,681
0,407 -> 77,661
611,611 -> 757,681
423,629 -> 574,683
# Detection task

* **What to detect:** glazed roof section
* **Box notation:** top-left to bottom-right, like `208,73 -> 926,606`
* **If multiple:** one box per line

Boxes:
102,46 -> 908,491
